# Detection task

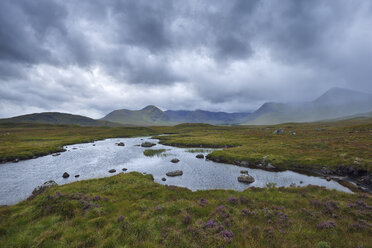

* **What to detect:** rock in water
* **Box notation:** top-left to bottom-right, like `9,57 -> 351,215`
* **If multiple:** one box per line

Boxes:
108,169 -> 116,173
117,142 -> 125,146
166,170 -> 183,177
161,177 -> 166,181
196,154 -> 204,159
62,172 -> 70,178
240,170 -> 249,174
122,168 -> 127,171
237,175 -> 255,184
141,142 -> 156,147
75,175 -> 80,178
171,158 -> 180,163
32,180 -> 58,196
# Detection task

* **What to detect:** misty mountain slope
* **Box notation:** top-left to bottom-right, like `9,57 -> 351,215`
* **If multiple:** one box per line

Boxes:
0,112 -> 121,127
244,88 -> 372,125
101,105 -> 171,126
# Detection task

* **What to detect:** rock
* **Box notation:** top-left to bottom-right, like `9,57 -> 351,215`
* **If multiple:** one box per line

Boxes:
299,181 -> 303,184
166,170 -> 183,177
108,169 -> 116,173
196,154 -> 204,159
321,166 -> 331,175
273,128 -> 284,134
266,163 -> 275,169
241,161 -> 250,166
117,142 -> 125,146
75,175 -> 80,178
93,144 -> 96,146
32,180 -> 58,196
171,158 -> 180,163
141,142 -> 156,147
237,175 -> 255,184
13,158 -> 19,163
326,177 -> 331,181
52,153 -> 60,156
240,170 -> 249,174
62,172 -> 70,178
162,177 -> 167,181
122,168 -> 127,171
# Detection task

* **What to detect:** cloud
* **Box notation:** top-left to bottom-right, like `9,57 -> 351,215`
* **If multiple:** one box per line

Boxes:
0,0 -> 371,118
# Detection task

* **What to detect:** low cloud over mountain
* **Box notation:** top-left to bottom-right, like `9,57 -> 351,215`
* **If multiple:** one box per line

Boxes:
1,0 -> 372,118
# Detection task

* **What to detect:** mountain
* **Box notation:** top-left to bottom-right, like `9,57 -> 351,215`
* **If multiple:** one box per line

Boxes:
2,88 -> 371,127
102,106 -> 249,125
0,112 -> 121,127
244,88 -> 372,125
102,105 -> 170,126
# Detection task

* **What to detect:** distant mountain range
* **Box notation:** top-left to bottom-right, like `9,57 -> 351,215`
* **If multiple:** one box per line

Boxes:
101,105 -> 249,126
1,87 -> 371,126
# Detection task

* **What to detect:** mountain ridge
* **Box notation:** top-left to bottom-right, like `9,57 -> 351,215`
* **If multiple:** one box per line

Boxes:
1,87 -> 371,126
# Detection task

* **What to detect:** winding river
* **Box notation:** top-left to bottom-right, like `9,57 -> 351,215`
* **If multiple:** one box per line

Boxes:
0,136 -> 351,205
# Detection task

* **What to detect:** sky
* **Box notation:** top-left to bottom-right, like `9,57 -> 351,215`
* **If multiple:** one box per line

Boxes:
0,0 -> 372,119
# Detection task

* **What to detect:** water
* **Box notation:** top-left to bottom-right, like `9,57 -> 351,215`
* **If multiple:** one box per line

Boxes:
0,136 -> 351,205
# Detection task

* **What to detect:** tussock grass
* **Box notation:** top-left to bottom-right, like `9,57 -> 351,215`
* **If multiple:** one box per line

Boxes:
0,172 -> 371,247
143,149 -> 167,157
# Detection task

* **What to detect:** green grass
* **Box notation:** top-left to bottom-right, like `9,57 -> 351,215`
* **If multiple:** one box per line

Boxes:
185,148 -> 215,153
143,149 -> 167,157
156,119 -> 372,173
0,172 -> 371,247
0,123 -> 172,161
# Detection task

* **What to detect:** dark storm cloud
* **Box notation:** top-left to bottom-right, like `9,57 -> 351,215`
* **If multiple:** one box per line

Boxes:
0,0 -> 371,118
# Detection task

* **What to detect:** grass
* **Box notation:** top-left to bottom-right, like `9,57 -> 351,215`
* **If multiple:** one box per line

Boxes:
1,118 -> 371,173
0,123 -> 171,161
0,172 -> 371,247
185,148 -> 215,153
143,149 -> 167,157
156,119 -> 372,173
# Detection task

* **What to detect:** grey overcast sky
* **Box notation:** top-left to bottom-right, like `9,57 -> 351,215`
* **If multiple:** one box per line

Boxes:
0,0 -> 372,118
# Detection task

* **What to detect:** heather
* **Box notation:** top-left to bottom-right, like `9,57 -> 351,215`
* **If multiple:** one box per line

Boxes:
1,172 -> 371,247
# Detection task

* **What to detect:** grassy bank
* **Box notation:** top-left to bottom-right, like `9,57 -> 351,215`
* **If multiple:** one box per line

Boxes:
157,119 -> 372,173
0,123 -> 170,162
0,172 -> 371,247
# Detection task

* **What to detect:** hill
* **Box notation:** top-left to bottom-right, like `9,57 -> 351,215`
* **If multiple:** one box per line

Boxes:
244,88 -> 372,125
101,105 -> 170,126
0,112 -> 121,127
102,105 -> 249,126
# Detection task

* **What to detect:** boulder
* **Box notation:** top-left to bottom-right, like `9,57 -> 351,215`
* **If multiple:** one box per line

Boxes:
166,170 -> 183,177
273,128 -> 284,134
240,170 -> 249,174
32,180 -> 58,196
162,177 -> 167,181
196,154 -> 204,159
52,153 -> 61,156
108,169 -> 116,173
266,163 -> 275,169
122,168 -> 127,171
75,175 -> 80,178
117,142 -> 125,146
141,142 -> 156,147
237,175 -> 255,184
62,172 -> 70,178
171,158 -> 180,163
326,177 -> 331,181
13,158 -> 19,163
